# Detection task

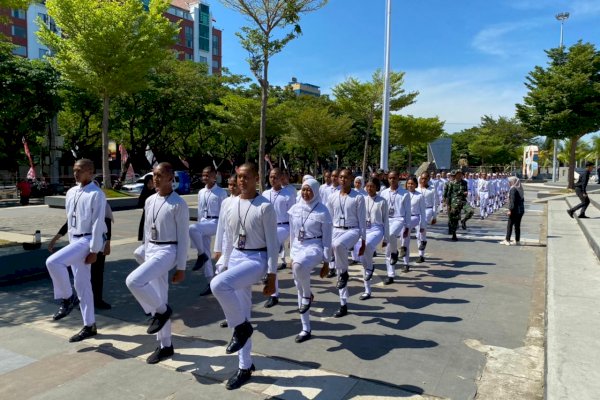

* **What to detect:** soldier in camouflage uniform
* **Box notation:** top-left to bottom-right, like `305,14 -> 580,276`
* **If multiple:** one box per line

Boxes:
443,170 -> 474,241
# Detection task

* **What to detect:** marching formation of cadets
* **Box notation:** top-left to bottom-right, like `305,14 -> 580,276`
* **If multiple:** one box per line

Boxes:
44,159 -> 512,391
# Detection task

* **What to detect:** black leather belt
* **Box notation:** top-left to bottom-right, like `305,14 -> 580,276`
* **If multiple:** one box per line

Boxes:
277,222 -> 290,225
203,216 -> 219,219
73,233 -> 91,237
304,236 -> 323,240
426,207 -> 433,209
149,241 -> 178,245
411,214 -> 420,217
234,247 -> 267,252
334,226 -> 357,230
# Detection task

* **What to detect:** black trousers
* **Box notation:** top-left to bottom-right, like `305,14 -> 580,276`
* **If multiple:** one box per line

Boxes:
506,213 -> 524,242
569,187 -> 590,216
91,252 -> 106,303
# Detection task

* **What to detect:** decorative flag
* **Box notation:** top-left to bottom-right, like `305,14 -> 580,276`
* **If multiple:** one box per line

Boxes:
126,164 -> 135,181
22,137 -> 36,180
119,144 -> 128,163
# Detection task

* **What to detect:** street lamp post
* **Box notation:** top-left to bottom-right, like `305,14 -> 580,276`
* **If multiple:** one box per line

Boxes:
552,12 -> 569,182
379,0 -> 392,172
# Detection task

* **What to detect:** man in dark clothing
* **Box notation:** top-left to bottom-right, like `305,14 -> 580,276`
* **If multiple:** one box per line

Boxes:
568,161 -> 595,219
444,170 -> 473,241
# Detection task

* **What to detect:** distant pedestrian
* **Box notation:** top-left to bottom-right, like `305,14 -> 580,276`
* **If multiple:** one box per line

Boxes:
500,176 -> 525,246
17,179 -> 32,206
567,161 -> 594,219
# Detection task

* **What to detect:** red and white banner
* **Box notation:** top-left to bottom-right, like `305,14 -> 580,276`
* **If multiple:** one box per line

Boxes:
22,137 -> 36,180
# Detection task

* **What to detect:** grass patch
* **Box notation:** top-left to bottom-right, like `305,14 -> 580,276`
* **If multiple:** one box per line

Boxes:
102,189 -> 135,198
0,239 -> 17,248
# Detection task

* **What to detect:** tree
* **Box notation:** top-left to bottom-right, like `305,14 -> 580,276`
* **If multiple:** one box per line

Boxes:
38,0 -> 178,188
220,0 -> 327,190
332,70 -> 418,178
516,41 -> 600,188
389,115 -> 444,171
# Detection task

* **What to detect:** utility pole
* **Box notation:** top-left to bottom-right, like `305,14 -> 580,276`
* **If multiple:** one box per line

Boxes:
552,12 -> 569,182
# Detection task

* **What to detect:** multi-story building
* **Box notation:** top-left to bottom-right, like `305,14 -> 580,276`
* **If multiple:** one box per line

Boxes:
289,77 -> 321,97
1,0 -> 222,74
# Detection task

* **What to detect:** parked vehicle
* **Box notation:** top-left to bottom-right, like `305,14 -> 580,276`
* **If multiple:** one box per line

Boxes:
121,171 -> 191,195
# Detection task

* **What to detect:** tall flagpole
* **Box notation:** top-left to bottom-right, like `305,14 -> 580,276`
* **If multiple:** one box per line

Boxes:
379,0 -> 392,171
553,12 -> 569,182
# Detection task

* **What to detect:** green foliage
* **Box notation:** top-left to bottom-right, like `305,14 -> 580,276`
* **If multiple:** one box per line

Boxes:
389,115 -> 444,170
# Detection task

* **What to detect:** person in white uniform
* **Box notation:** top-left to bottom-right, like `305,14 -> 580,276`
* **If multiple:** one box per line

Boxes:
416,172 -> 438,264
189,166 -> 227,295
46,159 -> 107,342
478,173 -> 490,219
210,162 -> 278,390
262,167 -> 296,308
359,178 -> 389,300
379,170 -> 411,284
325,169 -> 341,278
351,176 -> 368,263
326,169 -> 366,317
288,178 -> 332,342
400,175 -> 426,271
126,163 -> 189,364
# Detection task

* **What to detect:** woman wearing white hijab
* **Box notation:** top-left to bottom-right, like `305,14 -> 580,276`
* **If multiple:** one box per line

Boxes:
288,178 -> 332,343
500,176 -> 525,245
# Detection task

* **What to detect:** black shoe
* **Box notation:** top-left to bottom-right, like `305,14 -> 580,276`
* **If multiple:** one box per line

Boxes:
461,219 -> 467,230
399,246 -> 407,258
416,256 -> 425,264
333,305 -> 348,318
199,286 -> 212,296
451,234 -> 458,242
226,321 -> 253,354
192,253 -> 209,271
480,216 -> 484,220
567,209 -> 574,218
402,264 -> 410,273
277,262 -> 287,270
147,305 -> 172,334
264,296 -> 279,308
220,320 -> 228,328
359,293 -> 371,301
418,241 -> 427,251
390,251 -> 399,265
69,324 -> 97,342
95,300 -> 111,310
298,294 -> 314,314
146,345 -> 174,364
364,268 -> 374,281
326,269 -> 337,278
295,330 -> 312,343
579,214 -> 590,219
53,294 -> 78,321
384,277 -> 394,285
373,251 -> 377,257
336,271 -> 350,289
225,364 -> 255,390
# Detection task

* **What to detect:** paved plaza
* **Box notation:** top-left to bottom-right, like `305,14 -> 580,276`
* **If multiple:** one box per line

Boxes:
0,189 -> 546,399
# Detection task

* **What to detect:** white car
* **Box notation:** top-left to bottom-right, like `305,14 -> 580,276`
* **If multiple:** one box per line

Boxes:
121,172 -> 179,194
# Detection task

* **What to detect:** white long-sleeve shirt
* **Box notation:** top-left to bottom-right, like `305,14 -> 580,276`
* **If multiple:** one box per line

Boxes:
417,186 -> 438,219
66,182 -> 107,253
213,195 -> 236,253
197,185 -> 227,219
409,191 -> 427,230
365,194 -> 389,242
144,191 -> 190,270
262,186 -> 295,223
222,195 -> 279,274
380,187 -> 411,228
288,200 -> 333,262
326,190 -> 367,240
478,179 -> 490,193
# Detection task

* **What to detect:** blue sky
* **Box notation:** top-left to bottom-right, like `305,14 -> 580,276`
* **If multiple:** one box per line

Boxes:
209,0 -> 600,134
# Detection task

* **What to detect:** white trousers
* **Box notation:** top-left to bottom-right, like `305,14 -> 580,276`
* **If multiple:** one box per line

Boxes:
479,192 -> 489,218
361,225 -> 384,294
189,219 -> 218,279
127,244 -> 176,348
210,249 -> 267,369
332,228 -> 360,304
272,224 -> 290,297
46,236 -> 95,326
401,216 -> 421,265
385,218 -> 406,277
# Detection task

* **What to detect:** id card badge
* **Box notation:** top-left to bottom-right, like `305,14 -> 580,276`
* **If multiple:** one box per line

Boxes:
238,227 -> 246,249
151,224 -> 158,240
71,213 -> 77,227
338,216 -> 345,227
366,220 -> 372,229
389,207 -> 395,217
203,209 -> 208,218
298,227 -> 306,241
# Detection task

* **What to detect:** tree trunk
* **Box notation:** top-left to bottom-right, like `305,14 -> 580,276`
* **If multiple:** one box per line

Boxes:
362,127 -> 370,180
102,93 -> 112,189
407,145 -> 412,173
313,150 -> 319,176
567,136 -> 581,190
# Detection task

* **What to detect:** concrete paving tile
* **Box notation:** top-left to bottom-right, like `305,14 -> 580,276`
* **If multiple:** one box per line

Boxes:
0,347 -> 37,375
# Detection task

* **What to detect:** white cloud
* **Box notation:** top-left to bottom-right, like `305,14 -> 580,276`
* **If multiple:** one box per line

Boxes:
471,19 -> 544,58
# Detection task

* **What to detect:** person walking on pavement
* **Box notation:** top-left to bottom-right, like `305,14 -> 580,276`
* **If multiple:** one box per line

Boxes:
500,176 -> 525,246
126,163 -> 190,365
567,161 -> 595,219
401,175 -> 426,272
288,178 -> 333,342
416,172 -> 438,263
210,162 -> 278,390
17,178 -> 32,206
262,167 -> 296,308
359,178 -> 389,300
189,166 -> 227,296
444,170 -> 472,241
45,159 -> 107,342
326,169 -> 366,317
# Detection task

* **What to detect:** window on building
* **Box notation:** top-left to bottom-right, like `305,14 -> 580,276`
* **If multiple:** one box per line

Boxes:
198,24 -> 209,52
185,26 -> 193,48
212,35 -> 219,56
11,25 -> 26,38
212,60 -> 219,69
12,45 -> 27,57
11,9 -> 26,19
199,55 -> 208,64
39,48 -> 49,58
